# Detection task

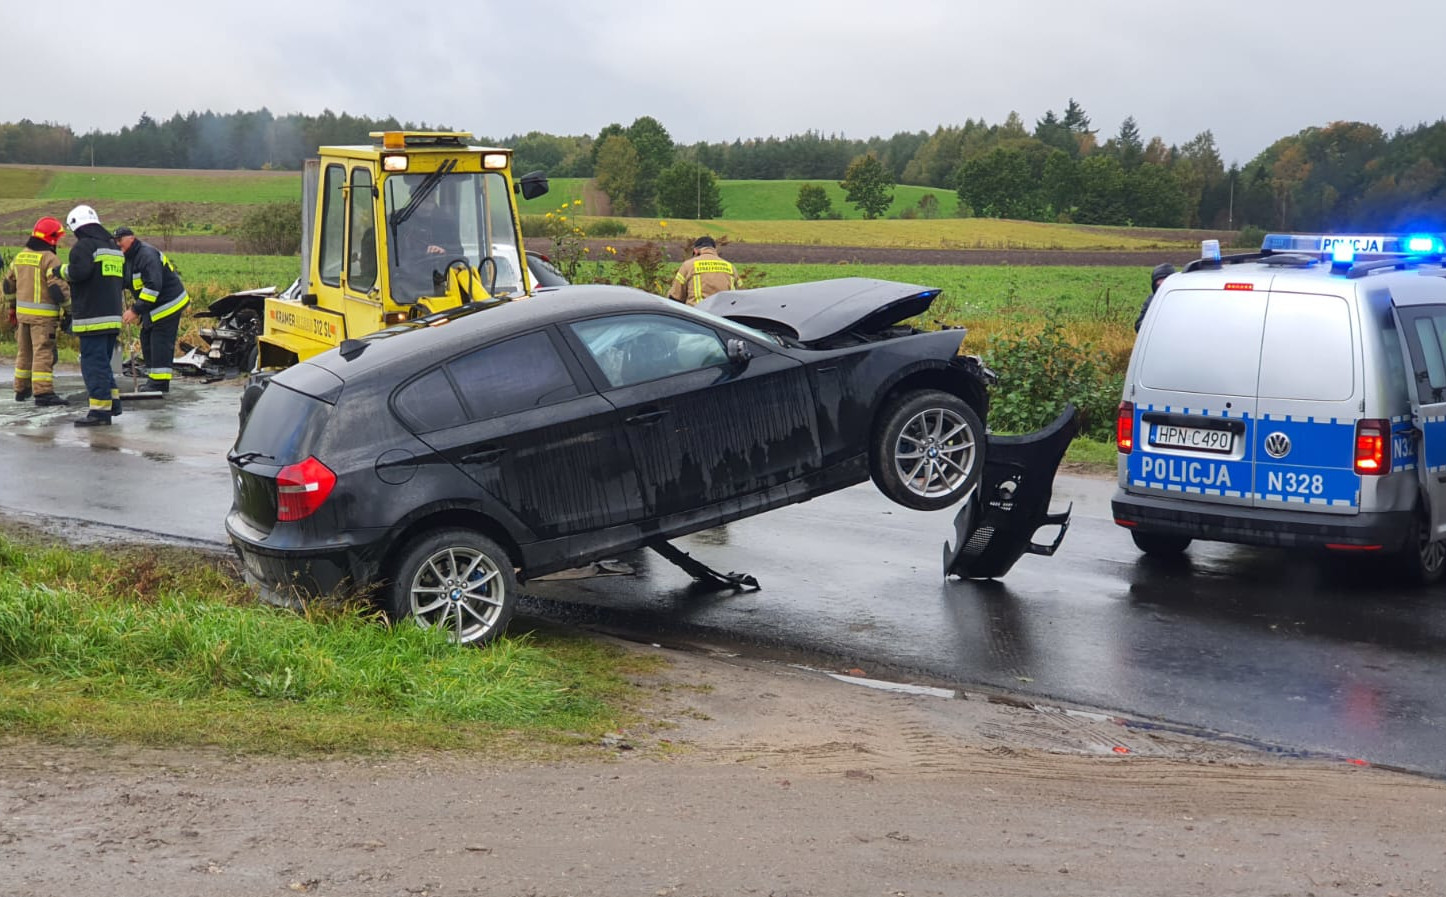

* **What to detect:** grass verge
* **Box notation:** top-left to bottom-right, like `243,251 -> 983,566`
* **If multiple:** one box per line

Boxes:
0,535 -> 664,755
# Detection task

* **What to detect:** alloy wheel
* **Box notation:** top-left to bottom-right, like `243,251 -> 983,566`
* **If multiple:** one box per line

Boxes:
408,546 -> 506,644
892,407 -> 978,499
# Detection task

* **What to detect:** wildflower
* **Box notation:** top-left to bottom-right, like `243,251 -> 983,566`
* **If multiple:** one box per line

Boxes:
584,247 -> 591,254
659,221 -> 667,228
559,215 -> 567,222
545,212 -> 553,219
573,199 -> 583,206
605,246 -> 616,255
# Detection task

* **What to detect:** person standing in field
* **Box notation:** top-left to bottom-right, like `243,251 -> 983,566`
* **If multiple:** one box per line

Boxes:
667,236 -> 737,305
55,205 -> 125,426
1134,263 -> 1176,333
116,226 -> 190,393
3,216 -> 72,406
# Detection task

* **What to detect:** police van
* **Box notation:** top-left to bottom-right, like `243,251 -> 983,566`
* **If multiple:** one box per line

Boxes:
1113,233 -> 1446,583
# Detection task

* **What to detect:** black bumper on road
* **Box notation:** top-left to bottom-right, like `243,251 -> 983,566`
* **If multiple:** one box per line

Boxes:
1111,490 -> 1415,551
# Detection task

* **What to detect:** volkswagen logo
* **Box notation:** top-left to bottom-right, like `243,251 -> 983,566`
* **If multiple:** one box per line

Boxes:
1264,432 -> 1292,459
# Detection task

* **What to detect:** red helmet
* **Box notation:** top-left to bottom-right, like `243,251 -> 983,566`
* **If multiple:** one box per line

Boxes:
32,217 -> 64,246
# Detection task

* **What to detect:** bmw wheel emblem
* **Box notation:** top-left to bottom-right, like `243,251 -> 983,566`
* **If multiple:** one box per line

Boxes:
1264,432 -> 1291,459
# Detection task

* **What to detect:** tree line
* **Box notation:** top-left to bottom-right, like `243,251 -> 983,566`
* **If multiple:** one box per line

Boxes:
3,102 -> 1444,232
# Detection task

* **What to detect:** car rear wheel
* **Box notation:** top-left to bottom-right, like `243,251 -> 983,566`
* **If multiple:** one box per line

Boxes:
1392,512 -> 1446,586
386,528 -> 518,645
870,390 -> 984,511
1130,531 -> 1192,557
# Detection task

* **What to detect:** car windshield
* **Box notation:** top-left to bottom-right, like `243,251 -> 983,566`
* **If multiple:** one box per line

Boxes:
671,301 -> 784,346
384,171 -> 522,305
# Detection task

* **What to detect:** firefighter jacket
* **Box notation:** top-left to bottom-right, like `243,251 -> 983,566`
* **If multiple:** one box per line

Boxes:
122,238 -> 190,323
59,223 -> 125,334
667,248 -> 737,305
3,236 -> 70,320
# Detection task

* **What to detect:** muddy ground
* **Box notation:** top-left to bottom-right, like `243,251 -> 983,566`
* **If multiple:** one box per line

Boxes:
3,642 -> 1443,897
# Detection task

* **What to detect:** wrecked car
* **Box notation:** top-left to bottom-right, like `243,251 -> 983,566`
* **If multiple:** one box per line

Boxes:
227,278 -> 995,643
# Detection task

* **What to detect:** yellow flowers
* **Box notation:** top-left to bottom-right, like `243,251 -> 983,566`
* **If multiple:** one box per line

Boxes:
544,212 -> 554,219
605,246 -> 617,255
659,221 -> 667,228
573,199 -> 583,207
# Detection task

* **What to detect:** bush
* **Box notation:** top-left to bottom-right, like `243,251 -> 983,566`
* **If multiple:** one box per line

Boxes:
1233,224 -> 1266,248
587,218 -> 628,237
233,202 -> 302,255
983,310 -> 1123,442
520,215 -> 549,238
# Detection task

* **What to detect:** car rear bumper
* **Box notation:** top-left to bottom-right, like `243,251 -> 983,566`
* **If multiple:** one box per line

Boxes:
227,515 -> 384,606
1111,489 -> 1415,551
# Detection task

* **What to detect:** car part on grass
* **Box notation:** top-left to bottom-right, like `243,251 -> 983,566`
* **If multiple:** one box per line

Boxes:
945,404 -> 1079,580
191,284 -> 286,379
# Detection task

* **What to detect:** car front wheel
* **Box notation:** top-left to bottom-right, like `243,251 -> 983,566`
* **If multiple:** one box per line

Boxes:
386,528 -> 518,645
870,390 -> 984,511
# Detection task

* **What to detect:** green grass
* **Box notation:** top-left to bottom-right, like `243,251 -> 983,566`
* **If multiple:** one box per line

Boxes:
1064,437 -> 1119,473
0,535 -> 664,754
0,168 -> 53,199
37,171 -> 300,204
718,179 -> 960,220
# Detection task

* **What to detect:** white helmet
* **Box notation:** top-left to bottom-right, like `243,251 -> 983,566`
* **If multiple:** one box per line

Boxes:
66,204 -> 100,231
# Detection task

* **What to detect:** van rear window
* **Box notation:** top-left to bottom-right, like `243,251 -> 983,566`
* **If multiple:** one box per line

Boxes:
1140,289 -> 1265,396
1257,293 -> 1354,400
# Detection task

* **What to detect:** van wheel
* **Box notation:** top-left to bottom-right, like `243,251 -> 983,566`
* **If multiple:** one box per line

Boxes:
1131,531 -> 1192,557
870,390 -> 984,511
1396,514 -> 1446,586
385,528 -> 517,645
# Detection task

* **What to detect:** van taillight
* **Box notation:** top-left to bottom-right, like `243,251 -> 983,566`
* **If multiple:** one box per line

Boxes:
276,456 -> 337,521
1353,419 -> 1390,476
1117,401 -> 1135,454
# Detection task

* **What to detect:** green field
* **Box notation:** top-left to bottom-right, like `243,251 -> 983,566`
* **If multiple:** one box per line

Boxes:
38,170 -> 299,204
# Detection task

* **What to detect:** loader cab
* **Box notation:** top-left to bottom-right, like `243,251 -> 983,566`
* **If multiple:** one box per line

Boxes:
257,131 -> 548,369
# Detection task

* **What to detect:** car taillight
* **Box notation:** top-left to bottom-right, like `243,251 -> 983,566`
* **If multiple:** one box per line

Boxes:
276,456 -> 336,521
1354,419 -> 1390,476
1117,401 -> 1135,454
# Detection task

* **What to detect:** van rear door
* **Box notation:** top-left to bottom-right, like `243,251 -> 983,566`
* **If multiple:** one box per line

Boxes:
1388,293 -> 1446,542
1250,289 -> 1360,515
1126,283 -> 1264,507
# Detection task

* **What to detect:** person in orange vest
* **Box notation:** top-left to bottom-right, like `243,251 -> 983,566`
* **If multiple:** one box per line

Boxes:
667,236 -> 737,305
2,217 -> 72,406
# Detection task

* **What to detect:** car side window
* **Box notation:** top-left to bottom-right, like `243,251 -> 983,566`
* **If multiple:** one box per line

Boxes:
448,330 -> 580,419
1401,308 -> 1446,404
393,367 -> 468,433
571,314 -> 728,389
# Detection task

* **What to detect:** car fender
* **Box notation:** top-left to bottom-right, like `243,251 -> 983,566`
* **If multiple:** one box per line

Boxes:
376,498 -> 531,576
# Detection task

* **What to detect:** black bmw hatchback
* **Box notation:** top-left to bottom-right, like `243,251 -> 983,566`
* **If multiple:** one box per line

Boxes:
227,279 -> 994,643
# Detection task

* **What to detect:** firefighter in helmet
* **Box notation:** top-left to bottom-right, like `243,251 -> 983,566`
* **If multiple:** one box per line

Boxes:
54,205 -> 126,426
2,217 -> 72,406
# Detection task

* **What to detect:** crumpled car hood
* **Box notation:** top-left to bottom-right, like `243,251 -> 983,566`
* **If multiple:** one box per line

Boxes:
698,277 -> 942,344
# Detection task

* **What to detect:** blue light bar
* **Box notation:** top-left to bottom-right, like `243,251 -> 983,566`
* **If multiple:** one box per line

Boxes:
1261,233 -> 1446,256
1331,243 -> 1355,265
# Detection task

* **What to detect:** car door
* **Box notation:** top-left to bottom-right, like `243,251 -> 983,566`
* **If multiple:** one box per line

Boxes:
394,328 -> 644,539
1389,297 -> 1446,542
564,312 -> 821,522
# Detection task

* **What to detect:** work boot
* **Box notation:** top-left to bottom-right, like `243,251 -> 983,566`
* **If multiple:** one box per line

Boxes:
34,393 -> 69,407
139,379 -> 169,394
14,389 -> 30,402
73,411 -> 112,428
111,398 -> 123,417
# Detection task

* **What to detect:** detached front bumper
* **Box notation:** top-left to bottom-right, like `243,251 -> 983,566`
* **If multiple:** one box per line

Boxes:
1111,490 -> 1415,551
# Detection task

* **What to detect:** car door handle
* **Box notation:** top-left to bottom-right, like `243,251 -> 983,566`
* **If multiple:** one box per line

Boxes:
460,448 -> 507,464
625,409 -> 671,425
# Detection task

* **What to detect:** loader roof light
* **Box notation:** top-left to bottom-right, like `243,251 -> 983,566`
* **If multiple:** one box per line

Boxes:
380,131 -> 406,150
1201,239 -> 1221,262
382,153 -> 409,172
483,153 -> 510,170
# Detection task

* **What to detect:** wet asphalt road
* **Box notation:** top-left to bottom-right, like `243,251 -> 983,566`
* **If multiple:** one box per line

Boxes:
4,370 -> 1444,776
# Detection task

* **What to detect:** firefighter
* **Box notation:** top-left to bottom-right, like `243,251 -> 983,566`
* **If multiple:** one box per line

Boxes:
116,226 -> 189,392
55,205 -> 125,426
1134,263 -> 1176,333
667,236 -> 737,305
2,217 -> 71,406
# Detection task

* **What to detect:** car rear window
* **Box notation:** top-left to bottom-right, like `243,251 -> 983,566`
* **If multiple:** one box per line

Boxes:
1139,289 -> 1266,396
1257,292 -> 1354,401
235,383 -> 332,465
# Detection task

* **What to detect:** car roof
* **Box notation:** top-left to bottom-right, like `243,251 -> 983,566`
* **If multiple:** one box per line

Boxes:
1166,258 -> 1446,295
300,285 -> 688,381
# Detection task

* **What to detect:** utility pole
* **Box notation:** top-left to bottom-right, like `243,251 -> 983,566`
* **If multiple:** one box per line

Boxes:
696,167 -> 701,219
1228,173 -> 1234,231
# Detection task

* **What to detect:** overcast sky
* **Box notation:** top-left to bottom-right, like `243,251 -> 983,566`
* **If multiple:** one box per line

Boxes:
6,0 -> 1442,167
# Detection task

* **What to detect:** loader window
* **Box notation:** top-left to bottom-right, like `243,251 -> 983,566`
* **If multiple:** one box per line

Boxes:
384,171 -> 522,304
347,168 -> 377,293
318,165 -> 345,288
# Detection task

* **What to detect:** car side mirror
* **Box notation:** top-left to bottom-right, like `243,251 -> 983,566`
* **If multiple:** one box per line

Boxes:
516,170 -> 550,200
726,338 -> 753,367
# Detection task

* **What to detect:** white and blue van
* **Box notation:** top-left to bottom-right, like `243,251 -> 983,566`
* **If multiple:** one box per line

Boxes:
1113,233 -> 1446,582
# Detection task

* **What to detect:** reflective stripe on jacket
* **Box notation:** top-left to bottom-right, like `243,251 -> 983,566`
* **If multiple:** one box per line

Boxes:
4,248 -> 70,319
667,249 -> 737,305
61,225 -> 125,334
123,239 -> 190,322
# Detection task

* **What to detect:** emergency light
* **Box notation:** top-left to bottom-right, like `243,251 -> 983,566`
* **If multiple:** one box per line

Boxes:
1201,239 -> 1221,262
1262,233 -> 1446,257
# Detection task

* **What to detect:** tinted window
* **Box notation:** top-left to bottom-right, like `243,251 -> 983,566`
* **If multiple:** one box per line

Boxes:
1139,289 -> 1265,397
448,330 -> 579,419
1257,293 -> 1354,401
1398,305 -> 1446,405
318,164 -> 345,287
394,367 -> 468,433
347,167 -> 377,293
571,314 -> 728,388
236,384 -> 332,464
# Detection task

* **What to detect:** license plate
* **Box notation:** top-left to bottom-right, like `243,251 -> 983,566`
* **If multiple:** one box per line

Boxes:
1150,424 -> 1234,454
